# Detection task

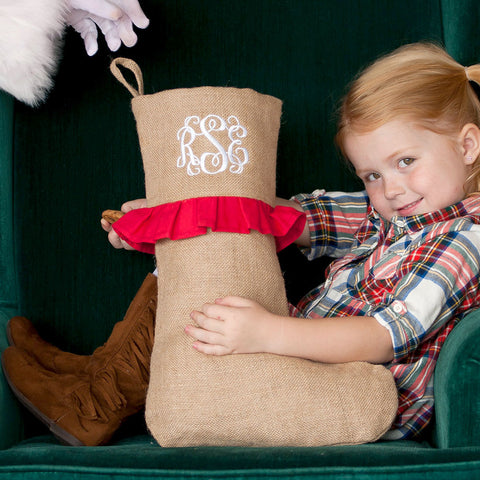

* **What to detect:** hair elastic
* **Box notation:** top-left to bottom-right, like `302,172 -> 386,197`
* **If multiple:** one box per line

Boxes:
465,66 -> 472,82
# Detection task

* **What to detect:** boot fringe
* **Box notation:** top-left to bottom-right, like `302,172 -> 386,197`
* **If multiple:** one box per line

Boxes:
115,316 -> 154,385
95,369 -> 127,412
69,382 -> 110,423
85,298 -> 155,417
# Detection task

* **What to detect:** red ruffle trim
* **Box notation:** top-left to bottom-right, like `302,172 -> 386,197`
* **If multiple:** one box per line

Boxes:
112,196 -> 306,254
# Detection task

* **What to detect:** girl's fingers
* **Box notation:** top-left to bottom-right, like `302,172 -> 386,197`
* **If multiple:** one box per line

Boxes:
185,324 -> 224,346
121,198 -> 147,212
200,302 -> 237,321
107,229 -> 134,250
186,310 -> 231,355
108,229 -> 124,248
214,296 -> 253,307
100,218 -> 112,232
192,341 -> 230,356
189,311 -> 224,334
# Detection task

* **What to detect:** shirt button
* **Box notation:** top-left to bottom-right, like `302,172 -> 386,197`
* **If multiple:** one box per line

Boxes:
396,219 -> 406,228
392,302 -> 404,314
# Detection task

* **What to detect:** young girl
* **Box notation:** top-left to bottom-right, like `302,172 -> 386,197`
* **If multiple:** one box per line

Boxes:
184,42 -> 480,439
6,42 -> 480,444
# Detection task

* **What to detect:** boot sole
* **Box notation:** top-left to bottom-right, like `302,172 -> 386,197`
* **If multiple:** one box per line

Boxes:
1,354 -> 86,447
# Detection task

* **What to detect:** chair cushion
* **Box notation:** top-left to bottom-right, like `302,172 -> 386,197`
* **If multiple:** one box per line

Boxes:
0,434 -> 480,480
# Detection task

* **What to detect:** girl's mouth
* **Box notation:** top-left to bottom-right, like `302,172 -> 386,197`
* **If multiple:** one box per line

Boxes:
397,199 -> 422,216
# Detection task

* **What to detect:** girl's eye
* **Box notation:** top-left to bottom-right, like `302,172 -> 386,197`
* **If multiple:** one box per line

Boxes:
365,172 -> 381,182
398,158 -> 415,168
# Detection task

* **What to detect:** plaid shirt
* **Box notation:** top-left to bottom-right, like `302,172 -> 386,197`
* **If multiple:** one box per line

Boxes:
292,190 -> 480,439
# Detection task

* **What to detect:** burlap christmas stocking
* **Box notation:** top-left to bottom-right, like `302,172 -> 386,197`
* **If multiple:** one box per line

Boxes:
110,58 -> 398,447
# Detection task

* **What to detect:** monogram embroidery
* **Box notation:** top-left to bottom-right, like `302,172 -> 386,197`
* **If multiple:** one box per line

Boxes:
177,115 -> 249,176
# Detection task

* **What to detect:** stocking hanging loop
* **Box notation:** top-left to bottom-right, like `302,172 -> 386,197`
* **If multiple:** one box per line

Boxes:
110,58 -> 144,97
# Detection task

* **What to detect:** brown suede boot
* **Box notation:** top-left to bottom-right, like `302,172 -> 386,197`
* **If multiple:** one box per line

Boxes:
2,347 -> 118,446
1,273 -> 157,446
7,316 -> 90,373
84,273 -> 157,417
6,273 -> 157,375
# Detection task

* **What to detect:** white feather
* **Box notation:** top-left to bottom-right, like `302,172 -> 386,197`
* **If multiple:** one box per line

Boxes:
0,0 -> 68,106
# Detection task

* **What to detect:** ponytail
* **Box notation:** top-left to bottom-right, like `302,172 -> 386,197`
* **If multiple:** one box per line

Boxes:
465,64 -> 480,84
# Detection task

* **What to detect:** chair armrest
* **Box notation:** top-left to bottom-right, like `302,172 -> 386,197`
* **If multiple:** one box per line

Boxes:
0,309 -> 25,449
0,91 -> 25,448
433,308 -> 480,448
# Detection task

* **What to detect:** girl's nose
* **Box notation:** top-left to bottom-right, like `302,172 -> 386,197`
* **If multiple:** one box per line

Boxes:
383,176 -> 405,199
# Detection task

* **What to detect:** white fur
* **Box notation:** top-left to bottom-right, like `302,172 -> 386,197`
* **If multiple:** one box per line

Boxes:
0,0 -> 68,106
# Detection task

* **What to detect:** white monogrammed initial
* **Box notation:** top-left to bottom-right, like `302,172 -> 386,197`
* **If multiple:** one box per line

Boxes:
176,115 -> 249,176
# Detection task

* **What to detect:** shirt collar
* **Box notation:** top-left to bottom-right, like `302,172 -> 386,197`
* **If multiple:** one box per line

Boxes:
366,193 -> 480,233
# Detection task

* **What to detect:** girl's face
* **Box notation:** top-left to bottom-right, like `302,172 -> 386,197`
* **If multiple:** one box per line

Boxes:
343,120 -> 478,220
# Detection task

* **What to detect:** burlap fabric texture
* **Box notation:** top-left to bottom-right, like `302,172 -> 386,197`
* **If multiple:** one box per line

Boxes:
110,58 -> 399,447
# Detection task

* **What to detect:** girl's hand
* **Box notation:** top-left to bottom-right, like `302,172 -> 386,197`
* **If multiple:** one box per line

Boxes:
100,198 -> 146,250
187,297 -> 394,363
186,297 -> 278,356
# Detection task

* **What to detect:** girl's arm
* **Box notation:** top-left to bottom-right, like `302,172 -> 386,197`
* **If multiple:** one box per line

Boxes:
186,296 -> 393,364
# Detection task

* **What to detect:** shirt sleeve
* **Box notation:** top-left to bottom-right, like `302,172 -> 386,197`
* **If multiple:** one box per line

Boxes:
292,190 -> 369,260
372,229 -> 480,362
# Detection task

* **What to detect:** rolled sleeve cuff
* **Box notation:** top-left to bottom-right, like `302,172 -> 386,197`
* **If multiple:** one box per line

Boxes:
373,300 -> 420,362
291,190 -> 328,260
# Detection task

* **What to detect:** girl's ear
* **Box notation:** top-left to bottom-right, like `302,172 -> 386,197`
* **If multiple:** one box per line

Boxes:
460,123 -> 480,165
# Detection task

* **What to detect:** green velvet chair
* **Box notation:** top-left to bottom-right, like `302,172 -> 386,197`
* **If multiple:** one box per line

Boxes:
2,1 -> 480,478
